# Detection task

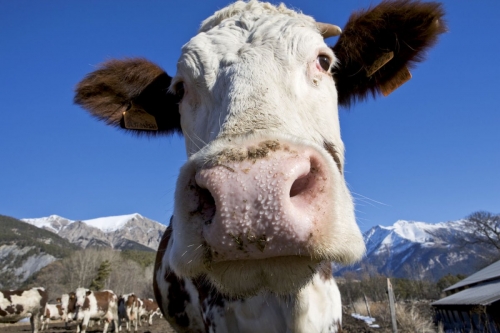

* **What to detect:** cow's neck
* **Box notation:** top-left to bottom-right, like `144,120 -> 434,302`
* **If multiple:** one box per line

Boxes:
207,275 -> 342,333
182,264 -> 342,333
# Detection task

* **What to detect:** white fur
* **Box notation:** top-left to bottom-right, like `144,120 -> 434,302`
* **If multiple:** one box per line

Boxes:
158,1 -> 366,332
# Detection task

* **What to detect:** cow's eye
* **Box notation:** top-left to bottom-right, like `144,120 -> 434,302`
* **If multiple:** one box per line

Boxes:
317,55 -> 331,72
175,82 -> 185,100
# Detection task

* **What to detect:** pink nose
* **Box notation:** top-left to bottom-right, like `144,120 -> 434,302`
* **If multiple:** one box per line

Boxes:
195,144 -> 334,261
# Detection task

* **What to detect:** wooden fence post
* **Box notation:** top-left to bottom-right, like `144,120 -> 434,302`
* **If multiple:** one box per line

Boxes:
387,278 -> 398,333
363,294 -> 372,318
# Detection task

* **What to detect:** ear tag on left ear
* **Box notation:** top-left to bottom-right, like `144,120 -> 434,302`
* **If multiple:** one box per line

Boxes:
122,109 -> 159,131
381,66 -> 412,96
366,51 -> 394,77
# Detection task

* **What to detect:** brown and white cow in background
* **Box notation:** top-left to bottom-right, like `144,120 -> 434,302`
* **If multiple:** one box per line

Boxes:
60,292 -> 77,328
118,293 -> 140,332
138,298 -> 161,326
40,302 -> 65,331
74,0 -> 446,332
74,288 -> 119,333
0,287 -> 48,333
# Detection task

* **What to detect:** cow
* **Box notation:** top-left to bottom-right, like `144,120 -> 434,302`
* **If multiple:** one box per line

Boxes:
60,292 -> 77,328
40,302 -> 65,331
137,298 -> 161,326
118,293 -> 140,332
74,0 -> 446,332
0,287 -> 48,333
74,288 -> 119,333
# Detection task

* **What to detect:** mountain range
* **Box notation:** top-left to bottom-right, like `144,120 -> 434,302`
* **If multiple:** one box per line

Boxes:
1,213 -> 495,288
22,213 -> 166,251
335,220 -> 496,280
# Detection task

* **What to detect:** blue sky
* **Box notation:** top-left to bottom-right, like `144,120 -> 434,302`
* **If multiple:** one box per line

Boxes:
1,0 -> 498,232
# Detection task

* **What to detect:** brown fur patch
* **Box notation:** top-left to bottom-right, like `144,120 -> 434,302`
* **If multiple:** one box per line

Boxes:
67,292 -> 77,313
142,298 -> 159,312
332,0 -> 447,106
94,291 -> 113,313
82,294 -> 90,310
214,140 -> 281,165
74,58 -> 182,136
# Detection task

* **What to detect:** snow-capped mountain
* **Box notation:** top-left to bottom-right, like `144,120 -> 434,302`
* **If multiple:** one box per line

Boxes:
22,213 -> 167,251
336,220 -> 496,281
21,214 -> 495,280
364,220 -> 467,256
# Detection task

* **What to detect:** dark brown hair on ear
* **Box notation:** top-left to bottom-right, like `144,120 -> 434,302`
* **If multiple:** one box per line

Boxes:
74,58 -> 181,136
332,0 -> 447,107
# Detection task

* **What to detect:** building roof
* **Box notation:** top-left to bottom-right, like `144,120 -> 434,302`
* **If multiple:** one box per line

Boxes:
444,259 -> 500,292
432,279 -> 500,306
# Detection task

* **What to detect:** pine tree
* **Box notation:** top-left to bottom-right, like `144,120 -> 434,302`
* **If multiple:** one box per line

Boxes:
89,260 -> 112,291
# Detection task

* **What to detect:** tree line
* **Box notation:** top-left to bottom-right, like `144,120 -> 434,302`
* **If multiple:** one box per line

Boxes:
23,248 -> 156,301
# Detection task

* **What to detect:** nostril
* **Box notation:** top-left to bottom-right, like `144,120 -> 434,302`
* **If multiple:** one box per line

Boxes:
289,157 -> 320,198
200,187 -> 215,207
198,187 -> 216,221
191,174 -> 217,221
290,173 -> 310,197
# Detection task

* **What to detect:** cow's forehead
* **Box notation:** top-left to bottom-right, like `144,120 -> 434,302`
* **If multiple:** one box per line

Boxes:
176,2 -> 324,83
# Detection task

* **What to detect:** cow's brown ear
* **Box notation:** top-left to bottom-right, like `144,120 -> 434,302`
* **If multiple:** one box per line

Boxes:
74,58 -> 181,136
332,0 -> 447,107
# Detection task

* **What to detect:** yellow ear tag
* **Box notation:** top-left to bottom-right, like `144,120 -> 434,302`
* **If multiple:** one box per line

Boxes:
122,109 -> 158,131
381,66 -> 412,96
366,51 -> 394,77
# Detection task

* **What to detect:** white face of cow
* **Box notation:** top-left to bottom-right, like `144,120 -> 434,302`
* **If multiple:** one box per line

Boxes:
75,0 -> 446,298
74,288 -> 88,307
166,1 -> 365,296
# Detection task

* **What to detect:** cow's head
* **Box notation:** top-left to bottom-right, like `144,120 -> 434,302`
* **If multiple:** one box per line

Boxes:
74,288 -> 91,308
75,0 -> 445,297
61,293 -> 75,313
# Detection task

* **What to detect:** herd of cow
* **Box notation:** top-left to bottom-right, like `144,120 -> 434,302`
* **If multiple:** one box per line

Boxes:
0,286 -> 162,333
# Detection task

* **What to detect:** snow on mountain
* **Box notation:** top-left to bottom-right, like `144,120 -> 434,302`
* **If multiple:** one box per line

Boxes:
22,215 -> 72,233
365,220 -> 466,256
82,213 -> 139,232
22,213 -> 167,251
23,213 -> 159,233
337,219 -> 495,281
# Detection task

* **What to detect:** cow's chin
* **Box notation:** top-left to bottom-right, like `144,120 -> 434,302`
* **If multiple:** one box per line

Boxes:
205,256 -> 322,297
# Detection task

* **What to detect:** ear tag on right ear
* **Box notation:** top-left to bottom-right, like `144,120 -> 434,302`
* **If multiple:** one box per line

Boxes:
366,51 -> 394,77
381,66 -> 412,96
122,109 -> 158,131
